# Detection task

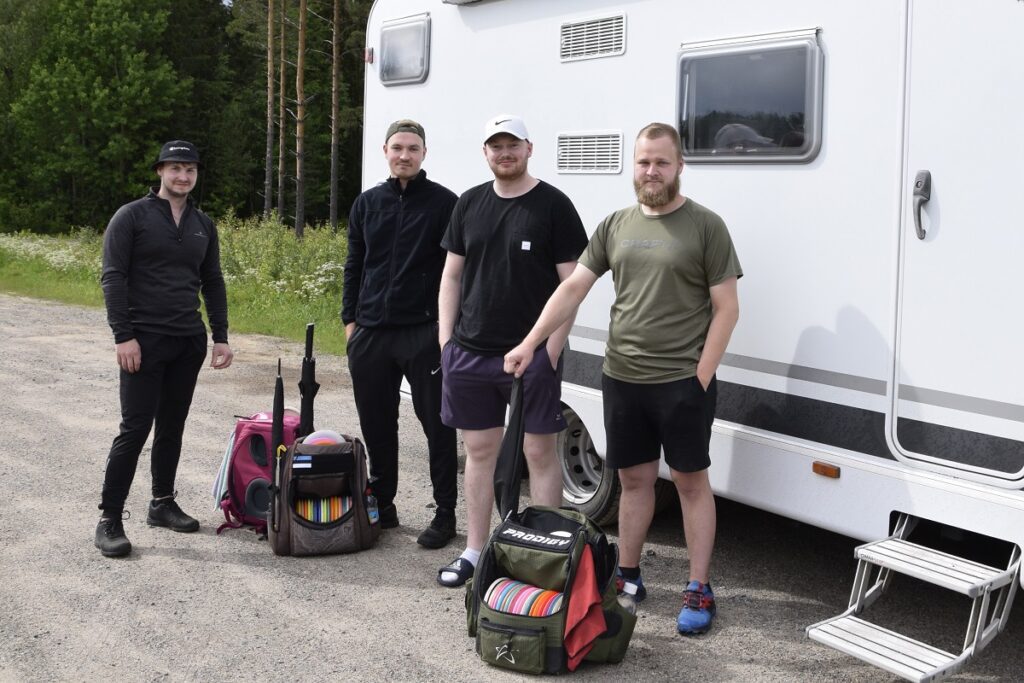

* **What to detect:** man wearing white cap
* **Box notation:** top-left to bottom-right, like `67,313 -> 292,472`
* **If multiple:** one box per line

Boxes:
435,114 -> 588,587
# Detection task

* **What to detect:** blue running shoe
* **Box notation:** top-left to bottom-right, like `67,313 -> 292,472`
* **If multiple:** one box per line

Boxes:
615,569 -> 647,603
677,580 -> 716,635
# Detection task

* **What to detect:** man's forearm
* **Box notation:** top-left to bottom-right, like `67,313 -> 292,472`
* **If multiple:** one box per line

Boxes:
544,305 -> 579,359
525,277 -> 588,351
438,276 -> 459,346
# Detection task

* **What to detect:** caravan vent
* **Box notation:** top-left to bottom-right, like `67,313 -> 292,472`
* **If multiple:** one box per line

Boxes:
560,15 -> 626,62
556,132 -> 622,174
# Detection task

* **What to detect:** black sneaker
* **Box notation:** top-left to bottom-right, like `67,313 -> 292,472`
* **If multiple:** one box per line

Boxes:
379,503 -> 399,529
147,497 -> 200,532
95,516 -> 132,557
416,508 -> 456,549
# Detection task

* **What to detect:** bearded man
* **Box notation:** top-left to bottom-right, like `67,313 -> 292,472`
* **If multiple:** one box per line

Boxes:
504,122 -> 742,635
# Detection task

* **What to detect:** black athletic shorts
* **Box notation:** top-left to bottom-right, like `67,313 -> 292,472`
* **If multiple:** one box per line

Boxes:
601,373 -> 717,473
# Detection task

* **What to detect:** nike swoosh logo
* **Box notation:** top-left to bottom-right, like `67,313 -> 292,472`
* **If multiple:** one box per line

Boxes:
494,118 -> 511,125
431,366 -> 442,375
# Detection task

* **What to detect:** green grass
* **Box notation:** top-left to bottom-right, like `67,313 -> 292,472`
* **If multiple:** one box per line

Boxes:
227,283 -> 347,356
0,217 -> 350,356
0,252 -> 105,307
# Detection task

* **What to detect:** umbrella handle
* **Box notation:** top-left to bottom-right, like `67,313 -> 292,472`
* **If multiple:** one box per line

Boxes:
304,323 -> 314,358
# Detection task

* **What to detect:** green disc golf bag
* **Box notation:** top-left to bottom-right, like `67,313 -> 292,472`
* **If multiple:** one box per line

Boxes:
268,435 -> 380,556
464,378 -> 636,673
465,505 -> 636,674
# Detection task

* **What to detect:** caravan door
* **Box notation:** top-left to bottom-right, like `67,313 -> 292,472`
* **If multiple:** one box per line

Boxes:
893,1 -> 1024,483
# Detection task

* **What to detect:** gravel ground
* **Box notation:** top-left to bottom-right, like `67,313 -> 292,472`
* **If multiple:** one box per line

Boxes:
0,293 -> 1019,682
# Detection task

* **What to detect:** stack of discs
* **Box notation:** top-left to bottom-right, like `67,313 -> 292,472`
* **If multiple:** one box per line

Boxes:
304,429 -> 343,445
295,495 -> 352,523
484,578 -> 564,617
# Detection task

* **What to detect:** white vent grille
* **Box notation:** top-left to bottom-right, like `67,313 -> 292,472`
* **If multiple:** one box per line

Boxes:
560,15 -> 626,62
557,132 -> 622,174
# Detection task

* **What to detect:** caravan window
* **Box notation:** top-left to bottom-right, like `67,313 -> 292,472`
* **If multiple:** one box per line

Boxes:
380,14 -> 431,86
678,30 -> 823,163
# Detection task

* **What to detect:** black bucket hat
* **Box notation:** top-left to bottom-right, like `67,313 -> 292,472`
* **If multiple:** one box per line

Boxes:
152,140 -> 202,170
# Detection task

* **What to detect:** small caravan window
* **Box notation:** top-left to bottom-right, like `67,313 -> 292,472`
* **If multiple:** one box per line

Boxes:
380,14 -> 431,86
677,29 -> 823,163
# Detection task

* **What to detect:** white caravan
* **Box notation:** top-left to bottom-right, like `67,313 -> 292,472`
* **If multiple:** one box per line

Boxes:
361,1 -> 1023,679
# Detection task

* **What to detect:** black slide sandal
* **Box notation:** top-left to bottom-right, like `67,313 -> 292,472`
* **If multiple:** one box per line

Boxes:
437,557 -> 475,587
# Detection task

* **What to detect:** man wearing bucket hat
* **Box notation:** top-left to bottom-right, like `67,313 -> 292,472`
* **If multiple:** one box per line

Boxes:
342,119 -> 460,549
436,114 -> 588,587
95,140 -> 233,558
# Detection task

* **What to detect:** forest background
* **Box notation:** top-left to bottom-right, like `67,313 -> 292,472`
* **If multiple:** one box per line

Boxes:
0,0 -> 373,234
0,0 -> 377,353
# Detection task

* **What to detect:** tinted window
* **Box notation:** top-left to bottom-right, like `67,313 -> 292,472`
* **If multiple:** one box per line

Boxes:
679,33 -> 822,162
380,14 -> 430,86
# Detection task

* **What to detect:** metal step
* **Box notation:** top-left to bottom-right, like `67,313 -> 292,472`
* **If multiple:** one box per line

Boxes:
856,539 -> 1008,597
807,615 -> 961,683
808,517 -> 1020,681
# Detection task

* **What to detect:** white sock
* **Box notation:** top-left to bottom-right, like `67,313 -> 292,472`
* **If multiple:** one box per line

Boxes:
441,548 -> 480,582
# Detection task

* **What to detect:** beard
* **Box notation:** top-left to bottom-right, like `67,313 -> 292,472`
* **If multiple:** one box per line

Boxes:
489,157 -> 527,182
161,183 -> 192,199
634,174 -> 680,208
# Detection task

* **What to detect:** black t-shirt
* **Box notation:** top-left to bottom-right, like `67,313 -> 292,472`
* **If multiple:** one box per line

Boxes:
441,180 -> 588,355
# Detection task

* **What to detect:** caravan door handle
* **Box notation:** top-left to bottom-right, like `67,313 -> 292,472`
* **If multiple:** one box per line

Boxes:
912,170 -> 931,240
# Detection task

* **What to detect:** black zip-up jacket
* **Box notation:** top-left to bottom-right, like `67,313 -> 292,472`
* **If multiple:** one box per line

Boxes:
101,188 -> 228,344
342,170 -> 458,328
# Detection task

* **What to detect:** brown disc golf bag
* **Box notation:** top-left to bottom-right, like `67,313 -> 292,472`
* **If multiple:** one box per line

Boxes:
268,435 -> 380,556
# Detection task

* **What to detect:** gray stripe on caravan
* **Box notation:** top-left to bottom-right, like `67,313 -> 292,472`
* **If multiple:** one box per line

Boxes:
899,386 -> 1024,425
571,329 -> 1024,423
722,353 -> 887,395
570,324 -> 608,342
571,327 -> 885,393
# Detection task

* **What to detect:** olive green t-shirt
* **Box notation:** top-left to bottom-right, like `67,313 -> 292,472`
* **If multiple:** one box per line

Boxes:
578,199 -> 742,383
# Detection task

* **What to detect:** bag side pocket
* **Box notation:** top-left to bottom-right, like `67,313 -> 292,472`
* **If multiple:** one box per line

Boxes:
477,619 -> 546,675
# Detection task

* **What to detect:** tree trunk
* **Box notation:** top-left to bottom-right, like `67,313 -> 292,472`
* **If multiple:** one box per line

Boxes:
293,0 -> 307,238
328,0 -> 341,230
263,0 -> 275,219
276,0 -> 287,221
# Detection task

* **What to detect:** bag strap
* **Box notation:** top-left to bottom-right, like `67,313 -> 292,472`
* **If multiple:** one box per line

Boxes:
493,376 -> 526,520
216,498 -> 244,534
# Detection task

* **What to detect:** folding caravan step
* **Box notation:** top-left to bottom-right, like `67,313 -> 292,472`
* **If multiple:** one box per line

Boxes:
856,539 -> 1009,597
807,615 -> 961,683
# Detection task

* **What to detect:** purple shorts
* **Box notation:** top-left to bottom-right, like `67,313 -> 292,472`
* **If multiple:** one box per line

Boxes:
440,342 -> 566,433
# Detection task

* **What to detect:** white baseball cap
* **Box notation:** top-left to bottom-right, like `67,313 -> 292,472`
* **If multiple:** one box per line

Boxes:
483,114 -> 529,144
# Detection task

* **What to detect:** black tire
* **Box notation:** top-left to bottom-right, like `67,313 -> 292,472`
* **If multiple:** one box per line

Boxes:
557,404 -> 620,527
653,478 -> 680,516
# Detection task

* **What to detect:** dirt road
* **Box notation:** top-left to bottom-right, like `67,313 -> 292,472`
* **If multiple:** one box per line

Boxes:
0,294 -> 1018,682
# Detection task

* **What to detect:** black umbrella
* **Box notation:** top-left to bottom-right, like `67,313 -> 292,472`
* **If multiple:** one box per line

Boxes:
494,377 -> 526,520
270,358 -> 285,535
271,358 -> 285,457
298,322 -> 319,437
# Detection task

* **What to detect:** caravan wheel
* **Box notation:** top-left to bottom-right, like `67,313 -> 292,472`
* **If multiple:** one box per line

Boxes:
558,405 -> 619,527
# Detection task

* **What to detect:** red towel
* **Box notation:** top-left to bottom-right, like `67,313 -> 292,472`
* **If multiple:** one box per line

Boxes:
564,545 -> 606,670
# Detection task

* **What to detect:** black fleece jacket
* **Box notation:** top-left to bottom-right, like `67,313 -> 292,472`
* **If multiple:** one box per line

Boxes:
101,188 -> 228,344
342,170 -> 457,328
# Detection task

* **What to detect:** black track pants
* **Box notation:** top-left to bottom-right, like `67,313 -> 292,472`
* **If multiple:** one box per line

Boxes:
346,323 -> 458,511
99,332 -> 207,516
